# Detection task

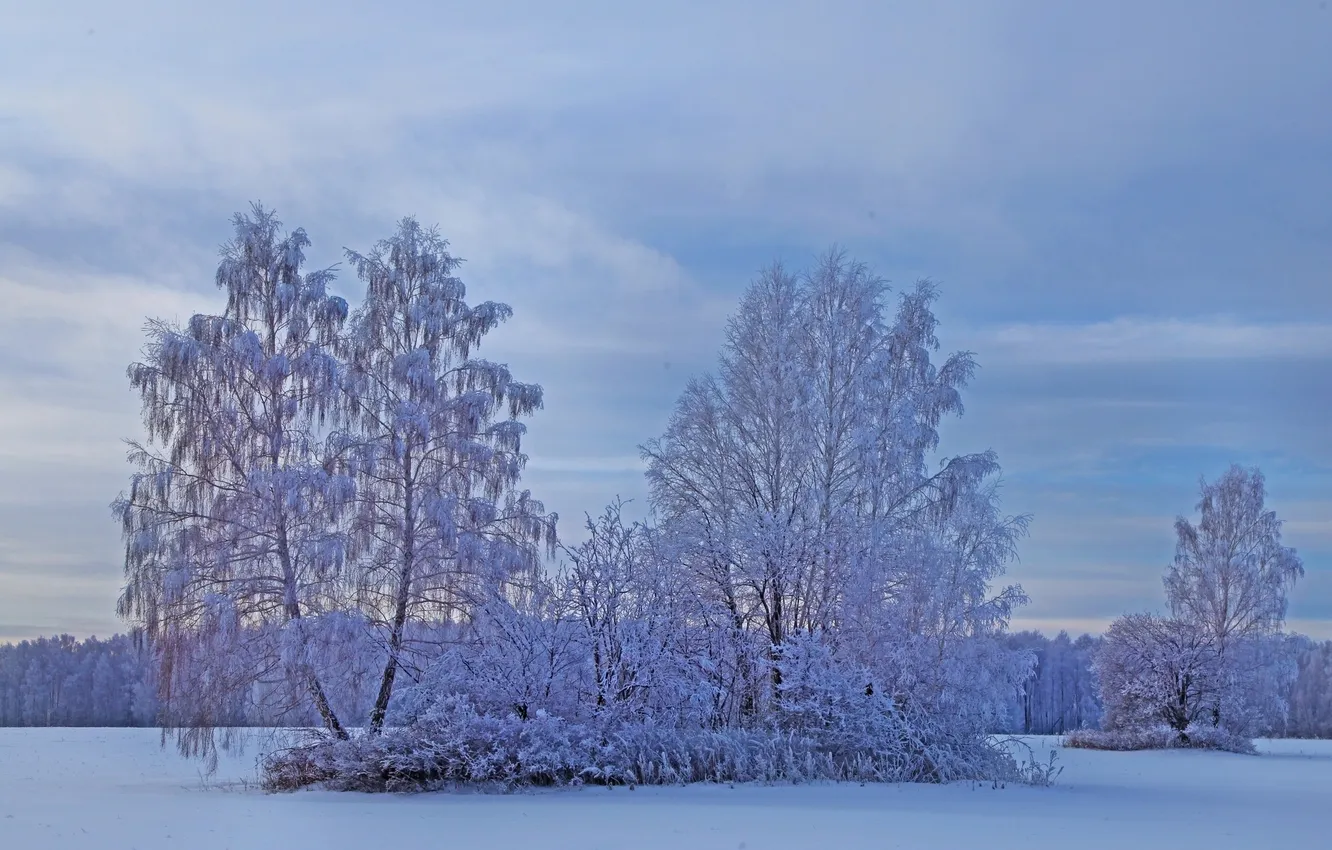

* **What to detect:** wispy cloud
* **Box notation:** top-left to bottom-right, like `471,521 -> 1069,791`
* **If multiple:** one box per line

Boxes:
970,317 -> 1332,365
526,456 -> 647,475
1279,501 -> 1332,548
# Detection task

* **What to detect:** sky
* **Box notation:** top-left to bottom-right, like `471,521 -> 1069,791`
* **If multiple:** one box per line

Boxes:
0,0 -> 1329,643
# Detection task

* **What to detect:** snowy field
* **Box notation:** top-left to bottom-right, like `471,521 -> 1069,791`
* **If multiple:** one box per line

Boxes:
1,729 -> 1329,849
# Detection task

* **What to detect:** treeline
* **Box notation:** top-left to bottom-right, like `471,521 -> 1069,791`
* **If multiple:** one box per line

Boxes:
1273,635 -> 1332,739
0,633 -> 156,727
1002,631 -> 1102,735
4,629 -> 1328,737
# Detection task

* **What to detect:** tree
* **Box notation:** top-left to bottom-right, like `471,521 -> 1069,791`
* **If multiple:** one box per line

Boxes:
1166,465 -> 1304,649
556,500 -> 695,722
1165,465 -> 1303,730
338,218 -> 555,734
643,250 -> 1029,727
1094,614 -> 1221,743
116,204 -> 353,750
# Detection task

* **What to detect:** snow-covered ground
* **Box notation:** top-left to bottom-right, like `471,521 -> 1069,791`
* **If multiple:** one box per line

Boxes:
1,729 -> 1328,849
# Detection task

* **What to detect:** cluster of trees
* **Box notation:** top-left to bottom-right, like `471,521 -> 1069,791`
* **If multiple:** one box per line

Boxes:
92,203 -> 1332,783
116,206 -> 1041,787
0,634 -> 155,727
1080,467 -> 1307,750
116,206 -> 554,751
999,628 -> 1332,740
619,254 -> 1034,741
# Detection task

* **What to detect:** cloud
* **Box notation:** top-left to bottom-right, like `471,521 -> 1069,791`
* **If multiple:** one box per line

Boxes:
968,318 -> 1332,365
1,0 -> 1330,640
1285,620 -> 1332,641
526,456 -> 647,475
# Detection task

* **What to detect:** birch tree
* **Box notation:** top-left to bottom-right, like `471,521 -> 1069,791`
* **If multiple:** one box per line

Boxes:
339,218 -> 555,733
1166,465 -> 1304,649
115,204 -> 352,748
1166,465 -> 1304,731
643,250 -> 1028,723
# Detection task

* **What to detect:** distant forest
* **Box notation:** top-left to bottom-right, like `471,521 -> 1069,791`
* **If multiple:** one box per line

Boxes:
4,629 -> 1330,737
0,633 -> 156,727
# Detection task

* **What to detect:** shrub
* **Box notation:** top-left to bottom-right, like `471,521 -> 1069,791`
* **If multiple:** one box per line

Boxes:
262,692 -> 1033,792
1064,725 -> 1255,754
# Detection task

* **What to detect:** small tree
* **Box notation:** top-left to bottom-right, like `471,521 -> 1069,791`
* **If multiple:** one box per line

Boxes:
557,500 -> 695,722
1094,614 -> 1221,743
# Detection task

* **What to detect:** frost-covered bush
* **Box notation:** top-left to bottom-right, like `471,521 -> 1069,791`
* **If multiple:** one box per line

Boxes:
1065,725 -> 1255,754
265,624 -> 1031,791
263,685 -> 1027,792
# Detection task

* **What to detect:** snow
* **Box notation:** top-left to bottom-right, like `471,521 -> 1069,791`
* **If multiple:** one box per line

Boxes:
1,730 -> 1328,849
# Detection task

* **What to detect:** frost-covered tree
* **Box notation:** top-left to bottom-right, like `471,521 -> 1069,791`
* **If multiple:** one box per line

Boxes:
1166,466 -> 1304,648
555,500 -> 697,723
445,586 -> 581,723
338,218 -> 555,733
116,204 -> 353,749
643,250 -> 1029,730
1080,466 -> 1306,749
1094,614 -> 1222,743
1165,466 -> 1303,731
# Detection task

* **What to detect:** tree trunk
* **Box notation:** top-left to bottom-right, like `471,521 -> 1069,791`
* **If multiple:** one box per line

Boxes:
369,457 -> 415,735
368,589 -> 409,734
278,522 -> 348,740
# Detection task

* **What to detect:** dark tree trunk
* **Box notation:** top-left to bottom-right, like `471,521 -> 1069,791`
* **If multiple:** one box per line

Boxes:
369,454 -> 416,735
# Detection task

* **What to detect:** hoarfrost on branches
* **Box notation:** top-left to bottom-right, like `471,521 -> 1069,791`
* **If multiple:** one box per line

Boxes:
1078,465 -> 1305,750
1166,466 -> 1304,649
337,218 -> 555,733
116,205 -> 354,759
116,218 -> 1045,787
264,249 -> 1039,789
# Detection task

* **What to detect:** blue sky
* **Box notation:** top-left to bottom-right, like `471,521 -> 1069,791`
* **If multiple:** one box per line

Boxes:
1,1 -> 1329,642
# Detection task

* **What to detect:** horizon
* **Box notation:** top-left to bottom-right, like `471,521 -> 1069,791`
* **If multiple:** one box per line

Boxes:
1,1 -> 1329,644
